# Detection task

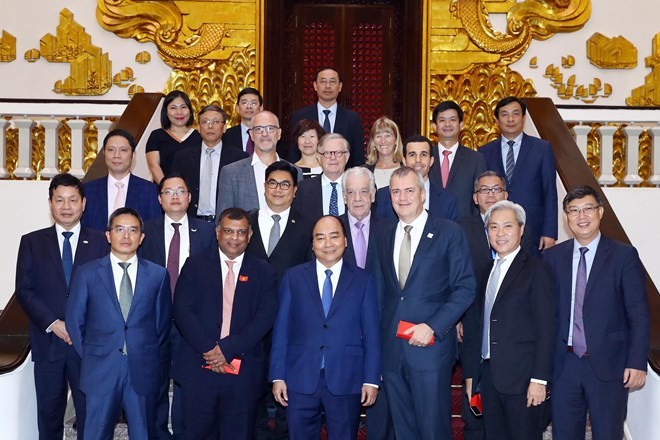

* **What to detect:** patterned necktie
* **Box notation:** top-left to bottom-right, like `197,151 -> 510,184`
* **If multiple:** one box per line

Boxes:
572,247 -> 589,357
246,129 -> 255,155
113,181 -> 125,213
267,214 -> 281,256
198,147 -> 214,214
117,262 -> 133,322
441,150 -> 452,188
354,221 -> 367,269
482,258 -> 505,359
322,269 -> 333,317
505,140 -> 515,183
62,231 -> 73,286
322,109 -> 332,133
221,260 -> 236,338
329,182 -> 339,216
398,225 -> 413,289
166,223 -> 181,298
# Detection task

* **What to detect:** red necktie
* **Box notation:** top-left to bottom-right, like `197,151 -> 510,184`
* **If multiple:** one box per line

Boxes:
166,223 -> 181,298
441,150 -> 452,188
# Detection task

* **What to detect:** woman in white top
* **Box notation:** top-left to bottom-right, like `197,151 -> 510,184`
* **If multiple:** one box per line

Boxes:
365,116 -> 404,189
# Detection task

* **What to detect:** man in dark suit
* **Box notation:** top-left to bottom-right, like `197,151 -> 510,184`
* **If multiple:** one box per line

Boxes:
376,135 -> 457,222
224,88 -> 263,154
139,173 -> 216,439
270,215 -> 380,440
292,133 -> 350,225
376,166 -> 475,439
217,111 -> 302,215
543,185 -> 649,440
479,96 -> 558,255
67,207 -> 172,439
288,68 -> 365,167
429,100 -> 487,218
81,129 -> 162,231
16,173 -> 108,440
173,208 -> 279,439
172,105 -> 248,222
462,200 -> 556,440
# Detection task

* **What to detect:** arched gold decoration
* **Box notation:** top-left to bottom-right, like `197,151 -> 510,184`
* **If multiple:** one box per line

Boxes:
628,33 -> 660,106
24,48 -> 40,62
0,30 -> 16,62
587,33 -> 637,69
135,51 -> 151,64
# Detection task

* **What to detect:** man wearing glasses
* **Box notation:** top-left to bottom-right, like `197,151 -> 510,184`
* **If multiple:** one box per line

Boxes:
293,133 -> 351,225
217,111 -> 302,214
139,173 -> 217,438
224,88 -> 264,154
543,185 -> 649,440
67,207 -> 172,439
173,104 -> 248,222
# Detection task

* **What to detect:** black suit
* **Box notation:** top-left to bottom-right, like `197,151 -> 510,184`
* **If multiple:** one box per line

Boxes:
292,175 -> 345,225
289,104 -> 365,167
462,249 -> 556,440
223,125 -> 246,152
375,182 -> 458,222
172,144 -> 248,218
16,225 -> 108,439
430,145 -> 487,218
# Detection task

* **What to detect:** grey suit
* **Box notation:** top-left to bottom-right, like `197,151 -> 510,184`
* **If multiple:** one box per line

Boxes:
216,157 -> 303,215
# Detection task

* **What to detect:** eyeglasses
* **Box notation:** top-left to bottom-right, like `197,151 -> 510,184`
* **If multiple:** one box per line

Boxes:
566,205 -> 600,217
318,150 -> 348,158
318,79 -> 339,86
160,188 -> 188,197
266,180 -> 293,190
111,225 -> 141,235
238,99 -> 259,108
476,186 -> 505,195
201,119 -> 224,127
251,125 -> 279,134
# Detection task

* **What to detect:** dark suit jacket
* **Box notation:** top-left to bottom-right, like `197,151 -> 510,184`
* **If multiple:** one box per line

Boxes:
374,182 -> 458,222
81,174 -> 162,231
172,144 -> 249,218
172,251 -> 279,398
289,104 -> 365,167
223,125 -> 246,152
269,261 -> 380,395
479,134 -> 558,244
246,208 -> 313,280
430,145 -> 487,218
139,216 -> 217,267
291,175 -> 328,225
66,256 -> 172,396
543,236 -> 649,382
376,216 -> 475,372
15,225 -> 108,362
462,250 -> 556,394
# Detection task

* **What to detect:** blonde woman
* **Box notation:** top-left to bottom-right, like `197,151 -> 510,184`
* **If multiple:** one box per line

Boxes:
365,117 -> 404,188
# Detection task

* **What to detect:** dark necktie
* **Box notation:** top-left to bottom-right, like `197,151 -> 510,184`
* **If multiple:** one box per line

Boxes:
322,109 -> 331,133
118,262 -> 133,322
398,225 -> 413,289
267,214 -> 281,256
322,269 -> 333,317
329,182 -> 339,216
482,258 -> 505,359
166,223 -> 181,297
572,247 -> 589,357
505,140 -> 515,183
62,231 -> 73,286
246,129 -> 255,155
354,221 -> 367,269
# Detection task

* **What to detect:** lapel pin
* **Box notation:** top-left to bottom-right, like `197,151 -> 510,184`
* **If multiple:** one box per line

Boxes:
291,219 -> 296,224
239,275 -> 249,282
191,228 -> 198,232
427,233 -> 433,239
82,240 -> 89,244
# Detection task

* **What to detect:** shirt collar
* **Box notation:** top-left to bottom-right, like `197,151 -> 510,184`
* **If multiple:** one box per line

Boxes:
398,209 -> 428,230
164,213 -> 188,228
573,233 -> 601,254
501,132 -> 524,145
347,211 -> 371,227
252,152 -> 279,166
219,249 -> 245,264
439,142 -> 459,155
495,245 -> 521,264
202,140 -> 222,151
55,221 -> 81,236
108,173 -> 130,186
322,173 -> 343,185
317,102 -> 338,113
316,258 -> 343,276
110,252 -> 138,267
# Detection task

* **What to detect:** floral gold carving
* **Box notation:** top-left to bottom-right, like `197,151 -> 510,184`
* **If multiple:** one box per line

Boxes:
135,51 -> 151,64
587,33 -> 637,69
24,49 -> 40,63
0,30 -> 16,62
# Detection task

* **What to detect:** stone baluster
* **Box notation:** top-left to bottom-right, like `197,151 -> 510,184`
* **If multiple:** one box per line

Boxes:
596,125 -> 617,186
570,124 -> 591,161
649,127 -> 660,186
40,119 -> 62,178
94,119 -> 115,154
67,119 -> 88,178
621,125 -> 643,186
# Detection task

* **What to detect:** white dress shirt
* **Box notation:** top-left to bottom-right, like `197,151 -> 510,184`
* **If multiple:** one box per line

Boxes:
109,253 -> 139,302
219,249 -> 244,289
317,102 -> 338,132
423,179 -> 431,211
321,173 -> 345,215
252,153 -> 280,210
107,174 -> 130,219
393,210 -> 428,280
439,142 -> 459,170
164,214 -> 191,272
500,132 -> 523,166
55,222 -> 81,262
240,122 -> 251,151
258,206 -> 291,253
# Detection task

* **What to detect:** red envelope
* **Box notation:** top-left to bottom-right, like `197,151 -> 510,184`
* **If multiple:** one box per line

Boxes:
396,320 -> 435,345
202,358 -> 242,375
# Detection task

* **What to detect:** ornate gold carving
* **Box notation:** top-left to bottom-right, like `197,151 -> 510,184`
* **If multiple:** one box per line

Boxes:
4,123 -> 18,178
587,32 -> 637,69
0,30 -> 16,62
128,84 -> 145,98
543,61 -> 611,103
628,33 -> 660,106
430,0 -> 591,74
113,67 -> 135,88
24,49 -> 40,63
135,51 -> 151,64
42,9 -> 112,96
429,65 -> 536,148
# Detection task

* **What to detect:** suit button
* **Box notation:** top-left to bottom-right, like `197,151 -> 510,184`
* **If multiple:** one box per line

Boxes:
323,324 -> 328,329
320,345 -> 325,350
400,296 -> 404,301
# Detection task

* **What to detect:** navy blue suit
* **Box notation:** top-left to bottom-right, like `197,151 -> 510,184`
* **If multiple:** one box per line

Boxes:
81,174 -> 162,231
543,236 -> 649,440
173,250 -> 279,439
66,255 -> 172,439
288,104 -> 365,167
375,182 -> 458,222
376,216 -> 475,439
479,134 -> 558,251
270,260 -> 380,439
15,225 -> 108,440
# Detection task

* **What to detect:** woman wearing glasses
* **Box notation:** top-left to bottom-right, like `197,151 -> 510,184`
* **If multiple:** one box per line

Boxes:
292,119 -> 326,179
364,117 -> 404,189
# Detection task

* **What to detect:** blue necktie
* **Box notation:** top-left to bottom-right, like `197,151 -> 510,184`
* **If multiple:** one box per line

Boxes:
505,140 -> 515,183
322,269 -> 333,317
62,231 -> 73,286
329,182 -> 339,216
322,109 -> 331,133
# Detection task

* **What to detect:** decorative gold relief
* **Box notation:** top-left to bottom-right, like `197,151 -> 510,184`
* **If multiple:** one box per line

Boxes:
4,123 -> 18,178
529,56 -> 538,68
42,9 -> 112,96
0,30 -> 16,62
431,0 -> 591,74
429,65 -> 536,148
113,67 -> 135,88
628,33 -> 660,106
24,48 -> 40,62
543,61 -> 611,103
135,51 -> 151,64
128,84 -> 145,98
587,32 -> 637,69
